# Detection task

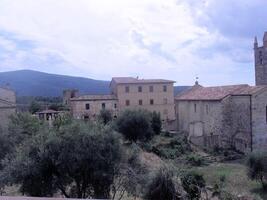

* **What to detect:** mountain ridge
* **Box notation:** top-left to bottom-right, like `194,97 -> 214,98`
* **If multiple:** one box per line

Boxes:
0,70 -> 190,97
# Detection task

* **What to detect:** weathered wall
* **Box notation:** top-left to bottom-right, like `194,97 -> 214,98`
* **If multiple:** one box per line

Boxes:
0,88 -> 16,131
175,100 -> 223,147
71,99 -> 118,119
251,89 -> 267,151
116,83 -> 175,121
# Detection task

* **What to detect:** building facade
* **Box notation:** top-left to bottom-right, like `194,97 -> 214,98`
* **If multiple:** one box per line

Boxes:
0,87 -> 16,130
175,83 -> 267,152
254,32 -> 267,85
64,77 -> 176,129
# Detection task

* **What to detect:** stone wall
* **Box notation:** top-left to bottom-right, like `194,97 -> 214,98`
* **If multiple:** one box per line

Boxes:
251,88 -> 267,151
70,99 -> 118,120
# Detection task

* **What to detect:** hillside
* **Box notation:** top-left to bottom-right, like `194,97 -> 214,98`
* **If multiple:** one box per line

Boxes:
0,70 -> 190,97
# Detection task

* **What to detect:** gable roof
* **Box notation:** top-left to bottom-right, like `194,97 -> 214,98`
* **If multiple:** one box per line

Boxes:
111,77 -> 175,84
175,84 -> 267,101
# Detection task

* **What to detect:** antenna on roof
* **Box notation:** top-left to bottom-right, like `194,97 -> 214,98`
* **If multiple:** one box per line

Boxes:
195,76 -> 199,85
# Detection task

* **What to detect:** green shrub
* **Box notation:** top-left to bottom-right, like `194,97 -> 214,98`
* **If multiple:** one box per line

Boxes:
144,169 -> 179,200
186,154 -> 205,166
246,151 -> 267,190
116,109 -> 154,142
181,171 -> 205,200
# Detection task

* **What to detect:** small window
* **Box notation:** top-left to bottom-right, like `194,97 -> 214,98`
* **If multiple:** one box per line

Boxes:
114,103 -> 117,109
85,103 -> 90,110
149,86 -> 154,92
102,103 -> 105,109
84,115 -> 89,121
194,104 -> 197,113
125,86 -> 130,93
163,85 -> 167,92
138,86 -> 142,92
266,106 -> 267,123
150,99 -> 154,105
126,100 -> 130,106
206,105 -> 209,114
139,99 -> 143,105
163,98 -> 168,104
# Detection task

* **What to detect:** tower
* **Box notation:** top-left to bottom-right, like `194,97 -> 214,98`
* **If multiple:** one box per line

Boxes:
254,32 -> 267,85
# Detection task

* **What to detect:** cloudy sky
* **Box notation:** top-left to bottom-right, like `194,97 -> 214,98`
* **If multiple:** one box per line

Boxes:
0,0 -> 266,86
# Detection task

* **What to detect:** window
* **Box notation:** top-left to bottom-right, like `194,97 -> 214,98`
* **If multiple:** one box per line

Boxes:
138,86 -> 142,92
266,106 -> 267,123
139,99 -> 143,105
150,99 -> 154,105
149,85 -> 154,92
126,100 -> 130,106
102,103 -> 105,109
85,103 -> 90,110
163,98 -> 168,104
114,103 -> 117,109
206,105 -> 209,114
163,85 -> 167,92
194,104 -> 197,113
125,86 -> 130,93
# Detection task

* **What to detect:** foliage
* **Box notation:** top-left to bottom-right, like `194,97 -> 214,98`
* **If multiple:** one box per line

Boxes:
247,152 -> 267,190
116,109 -> 154,142
152,136 -> 192,159
181,171 -> 205,200
8,113 -> 41,145
1,121 -> 123,199
151,111 -> 162,135
144,169 -> 180,200
98,109 -> 113,125
186,154 -> 205,167
112,143 -> 148,199
29,101 -> 41,114
48,103 -> 66,111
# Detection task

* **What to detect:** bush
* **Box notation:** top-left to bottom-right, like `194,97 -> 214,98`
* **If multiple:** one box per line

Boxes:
98,109 -> 113,125
151,111 -> 162,135
181,171 -> 205,200
144,169 -> 180,200
116,109 -> 154,142
1,121 -> 124,199
246,151 -> 267,190
186,154 -> 205,167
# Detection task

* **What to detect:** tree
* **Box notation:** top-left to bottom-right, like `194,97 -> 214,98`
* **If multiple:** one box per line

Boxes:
98,109 -> 113,125
151,111 -> 162,135
144,169 -> 180,200
8,113 -> 41,145
116,109 -> 154,142
181,171 -> 205,200
247,152 -> 267,190
29,101 -> 41,114
1,121 -> 123,199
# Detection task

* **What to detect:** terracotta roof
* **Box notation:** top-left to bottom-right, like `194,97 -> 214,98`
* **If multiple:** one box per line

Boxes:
71,94 -> 117,101
175,84 -> 267,101
111,77 -> 175,84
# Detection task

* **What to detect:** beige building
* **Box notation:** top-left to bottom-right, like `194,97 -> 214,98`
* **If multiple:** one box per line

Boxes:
175,82 -> 267,152
65,77 -> 176,129
0,87 -> 16,130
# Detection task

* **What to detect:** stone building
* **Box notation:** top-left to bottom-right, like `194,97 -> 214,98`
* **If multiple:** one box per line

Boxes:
175,82 -> 267,152
0,87 -> 16,130
254,32 -> 267,85
64,77 -> 176,129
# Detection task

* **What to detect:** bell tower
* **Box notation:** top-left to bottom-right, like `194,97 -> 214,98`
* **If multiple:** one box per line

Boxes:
255,32 -> 267,85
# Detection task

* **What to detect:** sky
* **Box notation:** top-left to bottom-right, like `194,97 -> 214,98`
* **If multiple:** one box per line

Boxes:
0,0 -> 266,86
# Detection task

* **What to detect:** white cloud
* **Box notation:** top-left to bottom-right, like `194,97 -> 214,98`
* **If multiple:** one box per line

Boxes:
0,0 -> 262,85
